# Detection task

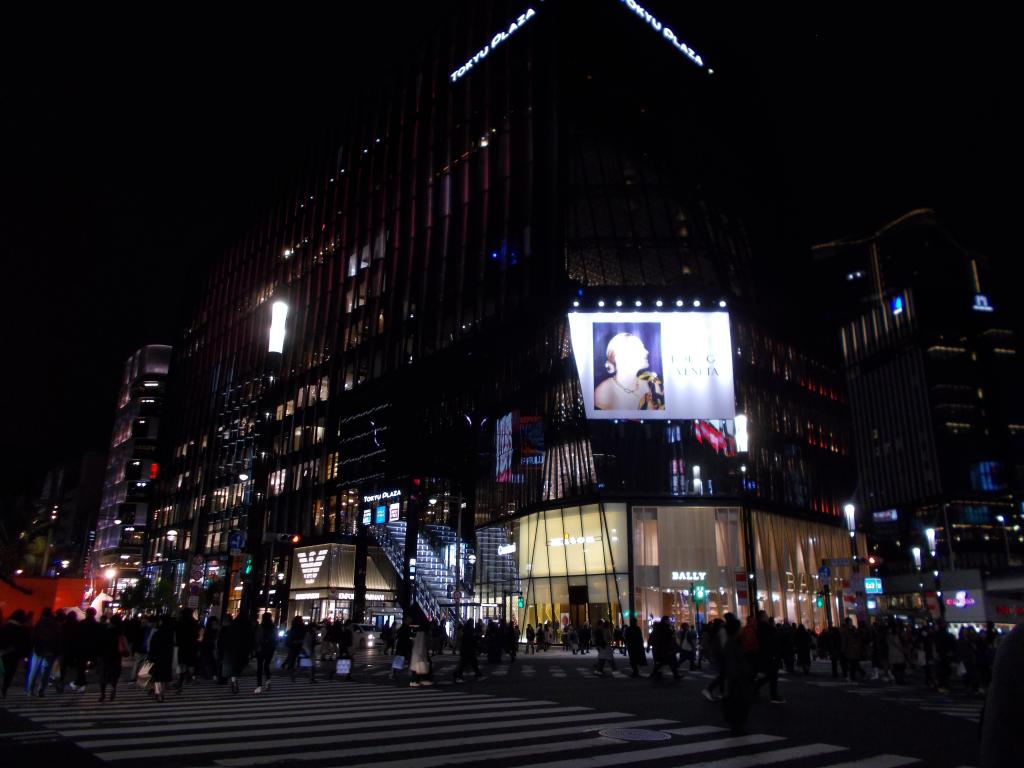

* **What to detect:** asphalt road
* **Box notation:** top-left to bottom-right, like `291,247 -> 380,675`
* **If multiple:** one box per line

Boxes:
0,648 -> 985,768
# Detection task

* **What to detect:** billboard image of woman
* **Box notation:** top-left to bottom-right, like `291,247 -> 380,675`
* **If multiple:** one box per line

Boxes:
592,322 -> 665,411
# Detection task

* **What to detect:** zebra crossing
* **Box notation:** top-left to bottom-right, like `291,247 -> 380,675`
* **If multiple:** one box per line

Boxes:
806,680 -> 985,724
0,678 -> 929,767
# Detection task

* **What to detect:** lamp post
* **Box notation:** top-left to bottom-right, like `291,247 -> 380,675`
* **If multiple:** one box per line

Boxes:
925,527 -> 945,620
243,299 -> 288,626
843,503 -> 859,622
995,515 -> 1012,566
736,413 -> 756,621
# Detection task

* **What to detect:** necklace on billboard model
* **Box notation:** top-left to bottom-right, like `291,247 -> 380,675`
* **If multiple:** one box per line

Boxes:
611,377 -> 638,394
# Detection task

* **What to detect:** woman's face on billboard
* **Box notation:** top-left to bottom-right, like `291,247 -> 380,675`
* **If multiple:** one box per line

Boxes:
610,333 -> 649,376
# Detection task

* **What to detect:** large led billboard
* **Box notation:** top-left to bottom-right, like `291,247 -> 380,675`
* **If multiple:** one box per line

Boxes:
568,311 -> 735,420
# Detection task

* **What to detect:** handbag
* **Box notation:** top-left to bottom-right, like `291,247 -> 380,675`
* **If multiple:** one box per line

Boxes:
336,658 -> 352,675
391,655 -> 406,670
136,660 -> 153,683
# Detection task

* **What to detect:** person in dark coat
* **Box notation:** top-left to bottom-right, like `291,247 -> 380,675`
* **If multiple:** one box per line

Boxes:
174,607 -> 200,691
624,617 -> 647,677
752,611 -> 784,703
283,615 -> 306,679
1,610 -> 31,699
453,619 -> 483,682
199,616 -> 219,679
217,614 -> 251,694
26,607 -> 62,696
980,622 -> 1024,767
72,607 -> 102,690
98,615 -> 126,702
720,613 -> 753,731
391,616 -> 413,678
253,613 -> 277,693
648,616 -> 681,680
794,623 -> 812,675
148,614 -> 175,702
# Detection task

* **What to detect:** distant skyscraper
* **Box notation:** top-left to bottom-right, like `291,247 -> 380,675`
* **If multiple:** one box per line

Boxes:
815,209 -> 1023,574
90,345 -> 172,598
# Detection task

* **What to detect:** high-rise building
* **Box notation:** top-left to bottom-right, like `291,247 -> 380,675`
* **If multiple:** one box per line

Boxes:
90,345 -> 172,600
154,1 -> 858,631
814,208 -> 1023,622
29,452 -> 104,580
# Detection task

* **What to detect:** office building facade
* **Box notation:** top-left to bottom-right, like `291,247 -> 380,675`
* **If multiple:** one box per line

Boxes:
154,1 -> 858,630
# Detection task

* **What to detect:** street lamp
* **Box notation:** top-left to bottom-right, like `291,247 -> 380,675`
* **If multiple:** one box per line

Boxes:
736,413 -> 757,621
911,546 -> 922,571
996,515 -> 1011,564
843,503 -> 857,539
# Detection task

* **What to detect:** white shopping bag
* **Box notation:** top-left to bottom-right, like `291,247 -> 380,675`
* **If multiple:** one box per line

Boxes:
336,658 -> 352,675
391,655 -> 406,671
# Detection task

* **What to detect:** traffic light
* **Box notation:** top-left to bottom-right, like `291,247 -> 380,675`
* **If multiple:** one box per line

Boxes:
242,554 -> 253,575
290,534 -> 301,544
517,596 -> 524,609
867,555 -> 883,567
267,533 -> 301,544
815,593 -> 824,608
693,584 -> 707,602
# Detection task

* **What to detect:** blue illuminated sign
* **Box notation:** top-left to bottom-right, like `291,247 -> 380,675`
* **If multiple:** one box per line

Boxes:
864,577 -> 883,595
374,505 -> 387,524
890,296 -> 904,315
450,6 -> 538,84
973,294 -> 994,312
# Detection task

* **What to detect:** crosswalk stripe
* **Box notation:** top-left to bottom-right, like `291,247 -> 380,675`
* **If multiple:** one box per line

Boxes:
91,710 -> 630,760
59,698 -> 552,738
671,743 -> 848,767
214,718 -> 680,767
19,690 -> 505,723
817,755 -> 922,768
343,735 -> 619,768
507,734 -> 785,768
662,726 -> 728,736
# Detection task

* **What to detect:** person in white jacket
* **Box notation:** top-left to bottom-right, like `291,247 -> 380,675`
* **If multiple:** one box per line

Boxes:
409,624 -> 433,687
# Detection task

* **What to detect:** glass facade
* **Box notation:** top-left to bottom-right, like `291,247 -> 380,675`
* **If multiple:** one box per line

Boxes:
511,503 -> 629,631
490,503 -> 868,638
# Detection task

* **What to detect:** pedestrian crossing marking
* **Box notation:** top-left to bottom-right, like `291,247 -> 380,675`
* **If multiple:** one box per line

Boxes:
675,743 -> 849,768
817,755 -> 922,768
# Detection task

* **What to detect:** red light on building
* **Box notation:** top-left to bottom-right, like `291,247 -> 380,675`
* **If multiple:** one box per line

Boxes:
149,463 -> 159,479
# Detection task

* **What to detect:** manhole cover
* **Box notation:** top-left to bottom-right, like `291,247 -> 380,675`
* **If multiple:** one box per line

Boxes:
598,728 -> 672,742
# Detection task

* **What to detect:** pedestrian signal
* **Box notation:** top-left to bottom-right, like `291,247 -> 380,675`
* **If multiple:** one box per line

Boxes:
242,555 -> 253,575
517,596 -> 524,609
815,594 -> 824,608
693,584 -> 707,602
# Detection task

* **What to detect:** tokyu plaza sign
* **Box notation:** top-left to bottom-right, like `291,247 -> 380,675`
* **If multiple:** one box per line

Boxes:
450,1 -> 706,86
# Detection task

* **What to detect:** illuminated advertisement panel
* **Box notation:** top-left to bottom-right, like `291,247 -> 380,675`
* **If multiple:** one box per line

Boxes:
568,311 -> 735,420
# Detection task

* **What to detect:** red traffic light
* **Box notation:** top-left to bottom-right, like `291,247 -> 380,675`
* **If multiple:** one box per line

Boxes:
867,555 -> 883,566
290,534 -> 301,545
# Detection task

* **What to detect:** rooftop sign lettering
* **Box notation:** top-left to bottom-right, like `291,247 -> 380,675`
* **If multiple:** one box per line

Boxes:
450,7 -> 538,84
620,0 -> 705,69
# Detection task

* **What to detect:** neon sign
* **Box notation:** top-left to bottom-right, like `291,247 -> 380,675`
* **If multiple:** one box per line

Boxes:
450,7 -> 538,84
945,590 -> 976,608
671,570 -> 708,581
548,535 -> 599,547
619,0 -> 704,69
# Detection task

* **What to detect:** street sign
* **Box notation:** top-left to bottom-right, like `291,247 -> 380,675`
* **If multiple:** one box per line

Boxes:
734,572 -> 748,607
228,530 -> 245,556
818,565 -> 831,580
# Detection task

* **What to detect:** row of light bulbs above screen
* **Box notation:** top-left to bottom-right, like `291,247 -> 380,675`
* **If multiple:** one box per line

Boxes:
571,298 -> 728,309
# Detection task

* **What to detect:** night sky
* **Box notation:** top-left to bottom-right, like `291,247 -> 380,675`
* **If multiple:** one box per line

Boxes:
1,5 -> 1016,506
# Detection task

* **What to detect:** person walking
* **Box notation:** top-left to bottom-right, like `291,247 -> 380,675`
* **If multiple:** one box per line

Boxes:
887,622 -> 908,685
453,619 -> 483,682
26,607 -> 61,697
0,610 -> 31,699
218,614 -> 251,694
794,623 -> 812,676
391,616 -> 412,679
301,620 -> 319,683
174,607 -> 200,692
253,613 -> 277,694
719,613 -> 753,731
409,624 -> 433,687
148,614 -> 175,703
979,621 -> 1024,767
72,607 -> 102,691
593,619 -> 617,675
840,617 -> 863,682
198,616 -> 219,679
283,615 -> 306,681
648,616 -> 681,681
98,615 -> 127,702
701,617 -> 728,699
524,624 -> 536,654
752,611 -> 784,704
624,617 -> 647,677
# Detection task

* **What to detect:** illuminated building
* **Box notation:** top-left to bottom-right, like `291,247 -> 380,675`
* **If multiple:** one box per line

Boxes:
154,1 -> 857,629
91,345 -> 172,599
815,209 -> 1024,580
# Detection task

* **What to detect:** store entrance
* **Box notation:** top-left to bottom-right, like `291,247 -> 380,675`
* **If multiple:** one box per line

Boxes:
568,585 -> 589,626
